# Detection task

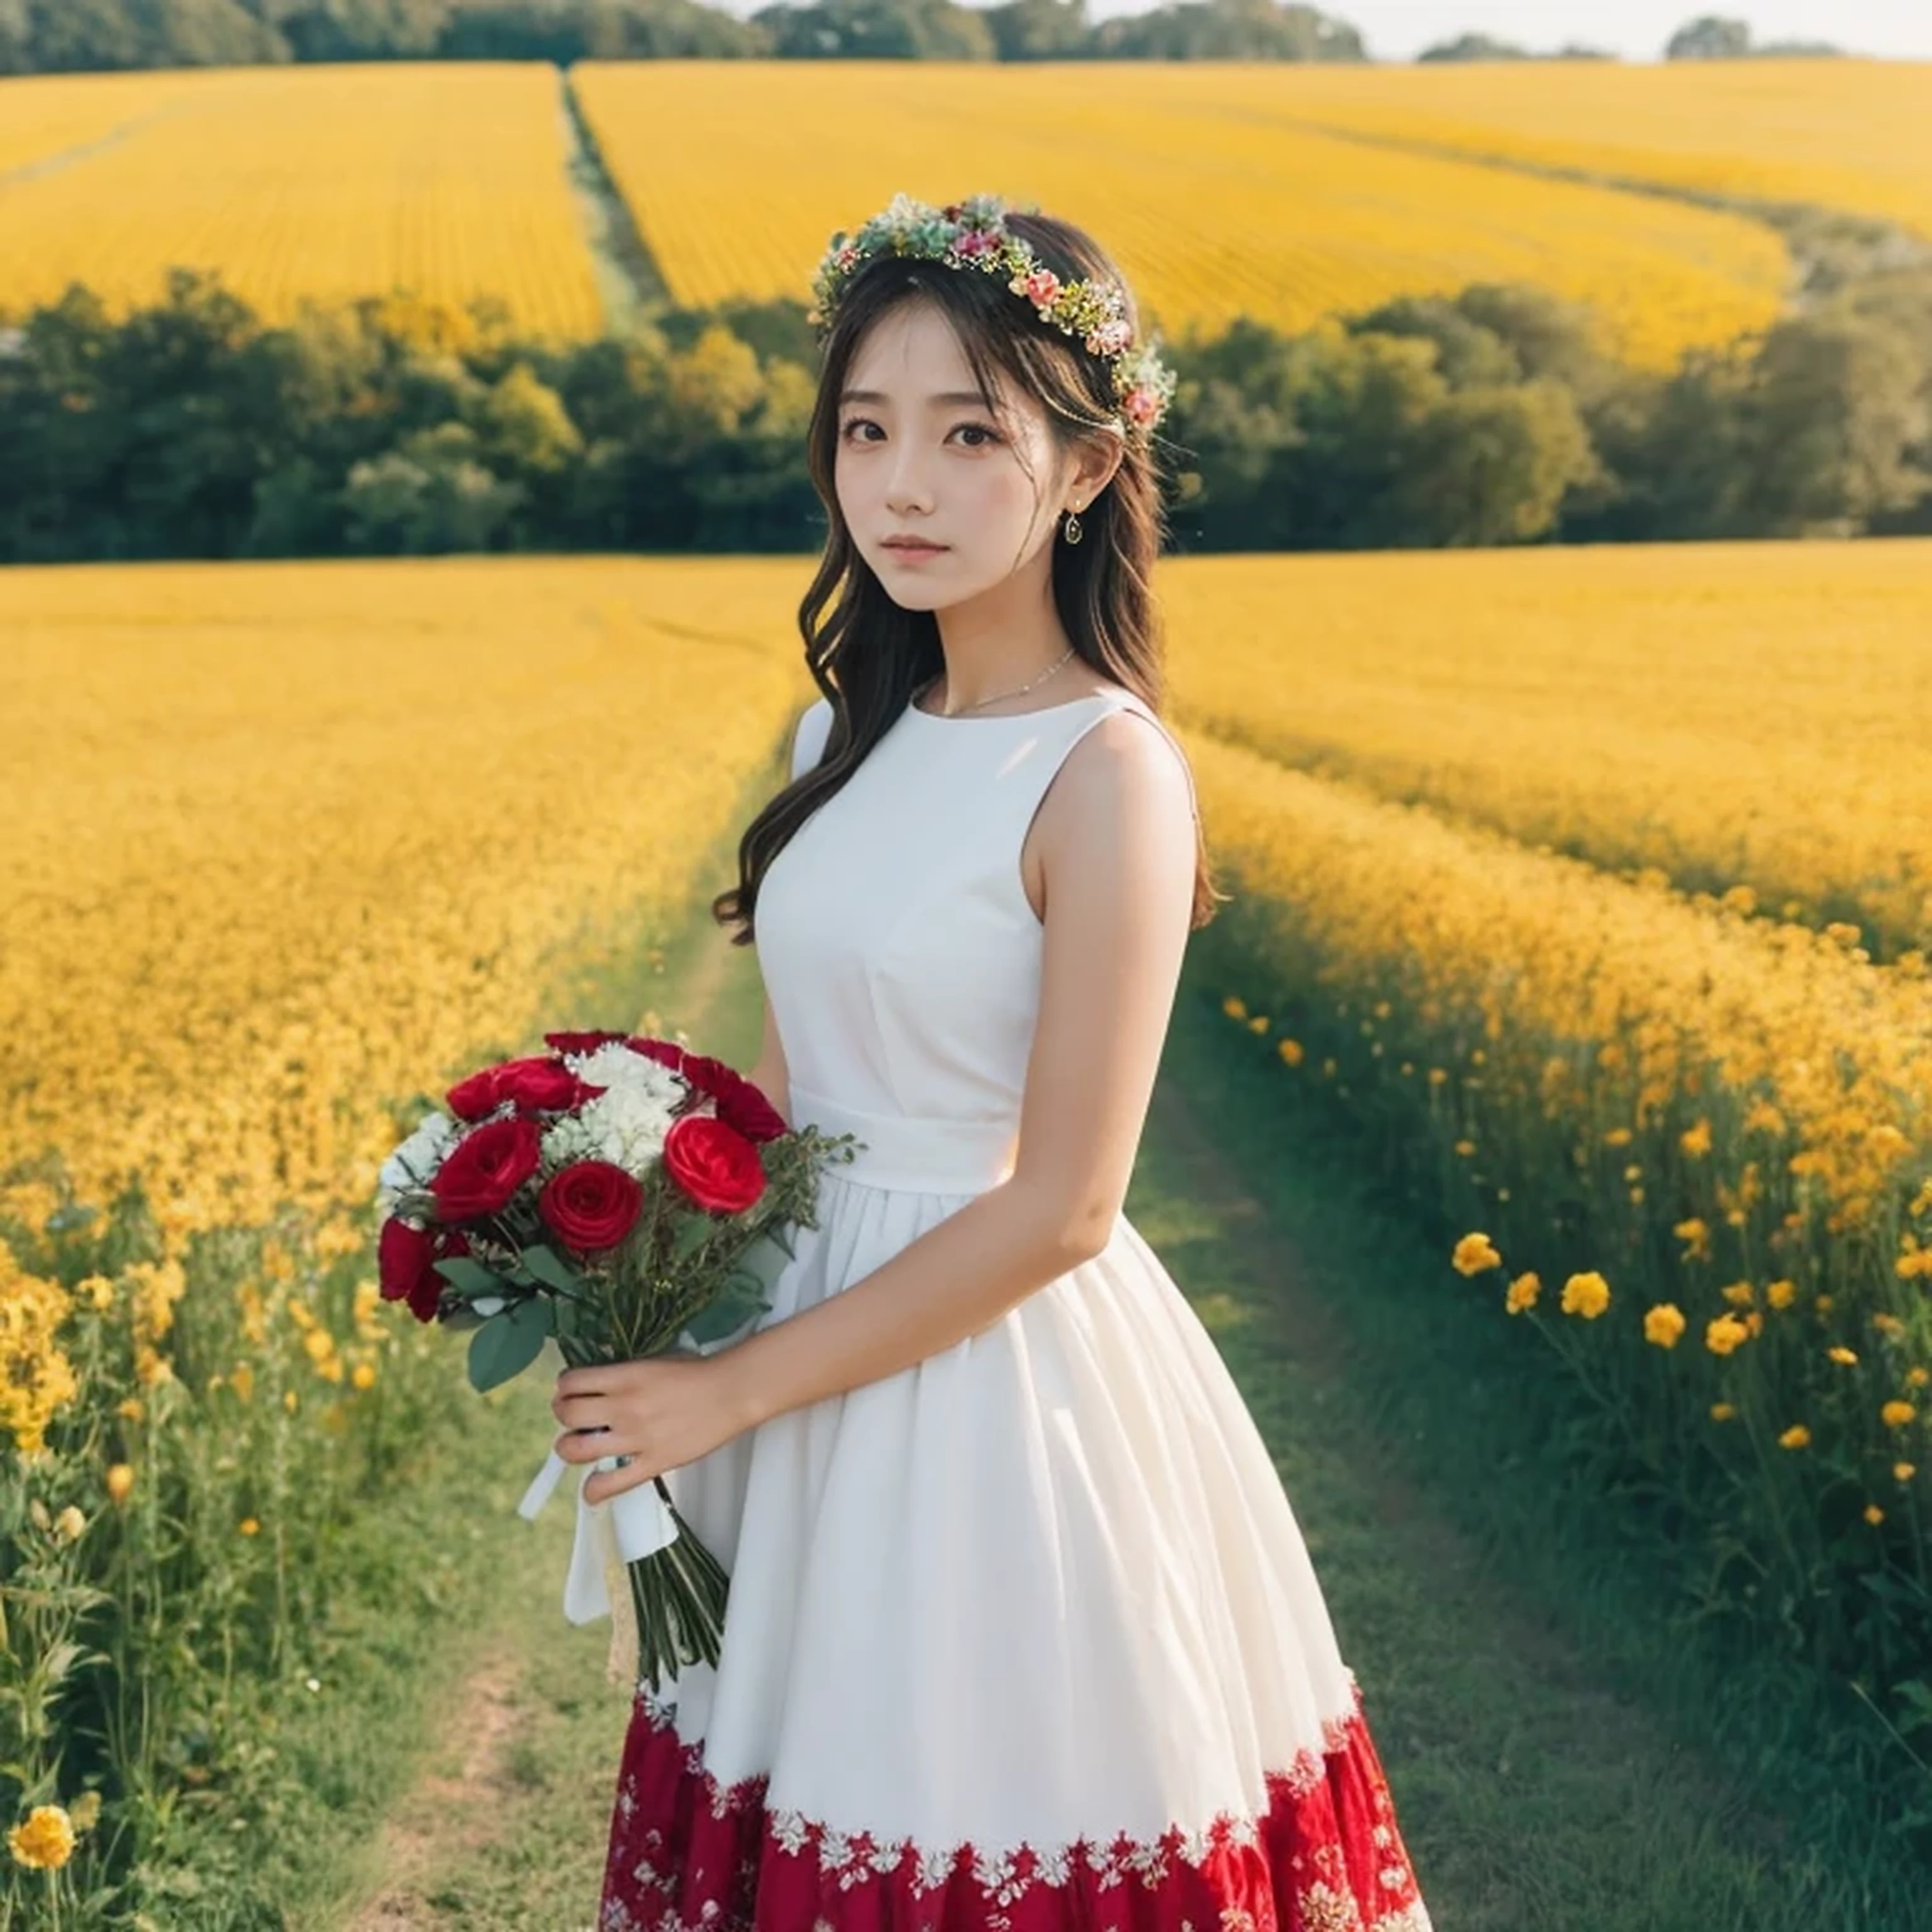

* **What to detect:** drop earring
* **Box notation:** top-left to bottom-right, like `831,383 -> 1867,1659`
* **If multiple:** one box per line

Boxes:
1062,507 -> 1084,545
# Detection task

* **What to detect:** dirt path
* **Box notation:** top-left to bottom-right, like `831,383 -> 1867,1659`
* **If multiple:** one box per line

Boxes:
345,1644 -> 526,1930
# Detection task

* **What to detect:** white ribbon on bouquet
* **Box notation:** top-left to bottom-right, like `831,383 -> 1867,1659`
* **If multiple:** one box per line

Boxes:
516,1440 -> 680,1624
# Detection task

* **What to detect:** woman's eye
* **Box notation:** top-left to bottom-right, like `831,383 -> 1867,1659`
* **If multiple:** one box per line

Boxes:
840,418 -> 880,443
953,423 -> 1001,447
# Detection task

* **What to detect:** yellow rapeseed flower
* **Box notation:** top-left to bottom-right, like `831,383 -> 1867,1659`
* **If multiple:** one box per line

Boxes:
1896,1462 -> 1917,1482
1504,1270 -> 1541,1314
240,1518 -> 260,1536
350,1361 -> 377,1392
1907,1367 -> 1929,1389
1452,1231 -> 1502,1276
55,1506 -> 85,1542
1453,1138 -> 1477,1157
1561,1270 -> 1611,1319
1881,1401 -> 1916,1429
1278,1038 -> 1304,1066
104,1463 -> 134,1503
302,1328 -> 335,1365
1680,1118 -> 1713,1158
1720,1280 -> 1755,1307
1674,1217 -> 1712,1261
1779,1424 -> 1811,1450
1222,995 -> 1248,1021
7,1803 -> 75,1870
231,1362 -> 255,1402
1765,1279 -> 1797,1309
1643,1303 -> 1685,1348
1864,1504 -> 1885,1526
1247,1014 -> 1269,1033
1825,1344 -> 1858,1366
1711,1402 -> 1737,1421
1706,1314 -> 1750,1357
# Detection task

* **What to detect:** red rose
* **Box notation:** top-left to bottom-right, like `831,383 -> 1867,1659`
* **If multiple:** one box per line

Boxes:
447,1054 -> 585,1122
431,1114 -> 542,1218
628,1038 -> 787,1144
662,1114 -> 767,1214
377,1218 -> 462,1324
538,1159 -> 644,1254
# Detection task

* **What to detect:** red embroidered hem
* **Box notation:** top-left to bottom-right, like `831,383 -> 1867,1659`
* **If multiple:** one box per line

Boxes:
597,1674 -> 1432,1932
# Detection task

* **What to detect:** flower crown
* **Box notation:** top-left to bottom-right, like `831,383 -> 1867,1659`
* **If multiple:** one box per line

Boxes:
807,191 -> 1177,441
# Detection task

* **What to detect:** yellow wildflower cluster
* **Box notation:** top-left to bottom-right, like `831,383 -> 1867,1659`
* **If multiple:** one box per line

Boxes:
0,1239 -> 77,1457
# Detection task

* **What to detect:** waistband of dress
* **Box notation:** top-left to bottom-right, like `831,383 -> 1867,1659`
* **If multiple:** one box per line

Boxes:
787,1082 -> 1018,1194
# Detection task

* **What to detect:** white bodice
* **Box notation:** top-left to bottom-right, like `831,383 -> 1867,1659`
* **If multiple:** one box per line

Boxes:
754,686 -> 1195,1194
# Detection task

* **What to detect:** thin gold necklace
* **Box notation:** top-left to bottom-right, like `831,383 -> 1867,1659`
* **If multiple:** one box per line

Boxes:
921,645 -> 1077,718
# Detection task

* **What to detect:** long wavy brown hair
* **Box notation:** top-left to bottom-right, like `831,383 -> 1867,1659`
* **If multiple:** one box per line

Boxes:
712,206 -> 1224,946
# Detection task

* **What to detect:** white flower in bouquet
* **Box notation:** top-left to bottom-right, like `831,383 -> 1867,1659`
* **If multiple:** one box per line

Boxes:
575,1079 -> 685,1172
376,1109 -> 458,1217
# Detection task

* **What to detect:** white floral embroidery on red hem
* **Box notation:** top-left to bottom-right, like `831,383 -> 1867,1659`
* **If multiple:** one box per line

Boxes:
609,1663 -> 1433,1932
630,1673 -> 1369,1886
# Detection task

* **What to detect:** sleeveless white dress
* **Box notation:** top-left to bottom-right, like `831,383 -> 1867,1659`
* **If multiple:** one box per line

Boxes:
598,685 -> 1433,1932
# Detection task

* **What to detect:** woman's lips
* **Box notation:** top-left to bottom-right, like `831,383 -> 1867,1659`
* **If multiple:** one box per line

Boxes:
882,538 -> 947,553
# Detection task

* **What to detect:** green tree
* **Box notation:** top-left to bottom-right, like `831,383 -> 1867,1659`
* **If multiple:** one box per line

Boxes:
1094,0 -> 1362,60
1393,380 -> 1600,544
749,0 -> 994,58
980,0 -> 1089,60
1740,308 -> 1930,533
1665,13 -> 1750,58
1418,31 -> 1528,60
342,421 -> 523,551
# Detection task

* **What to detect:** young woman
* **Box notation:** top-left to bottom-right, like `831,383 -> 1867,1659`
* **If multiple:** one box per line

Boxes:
551,192 -> 1434,1932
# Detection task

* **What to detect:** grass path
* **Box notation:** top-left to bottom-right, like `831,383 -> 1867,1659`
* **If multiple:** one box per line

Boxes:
323,907 -> 1853,1932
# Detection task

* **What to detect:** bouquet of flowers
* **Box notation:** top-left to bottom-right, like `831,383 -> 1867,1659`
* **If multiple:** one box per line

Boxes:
373,1028 -> 861,1690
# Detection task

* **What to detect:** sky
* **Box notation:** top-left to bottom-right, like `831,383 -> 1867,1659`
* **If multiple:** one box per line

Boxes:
1079,1 -> 1932,59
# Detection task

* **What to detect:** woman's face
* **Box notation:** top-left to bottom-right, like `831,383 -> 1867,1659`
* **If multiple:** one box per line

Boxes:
834,299 -> 1101,614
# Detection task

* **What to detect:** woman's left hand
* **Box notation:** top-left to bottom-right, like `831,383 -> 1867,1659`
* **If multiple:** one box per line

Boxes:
550,1353 -> 755,1504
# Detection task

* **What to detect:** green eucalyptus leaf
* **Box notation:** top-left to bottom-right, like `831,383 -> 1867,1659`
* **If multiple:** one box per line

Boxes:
433,1255 -> 505,1296
466,1299 -> 552,1393
522,1243 -> 583,1292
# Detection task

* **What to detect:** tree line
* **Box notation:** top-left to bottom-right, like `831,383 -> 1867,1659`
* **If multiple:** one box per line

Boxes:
0,1 -> 1851,72
2,262 -> 1926,562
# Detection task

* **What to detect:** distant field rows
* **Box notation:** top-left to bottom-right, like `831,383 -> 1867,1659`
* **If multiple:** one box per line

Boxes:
572,59 -> 1790,368
1157,541 -> 1932,959
0,64 -> 603,333
1211,57 -> 1932,243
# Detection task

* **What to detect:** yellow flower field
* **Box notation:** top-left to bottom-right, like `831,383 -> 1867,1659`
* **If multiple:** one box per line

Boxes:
1241,57 -> 1932,245
573,59 -> 1789,369
0,64 -> 603,333
1,554 -> 808,1241
1155,540 -> 1932,957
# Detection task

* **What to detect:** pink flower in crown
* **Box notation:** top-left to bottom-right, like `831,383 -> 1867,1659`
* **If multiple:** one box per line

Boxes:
836,243 -> 860,269
1014,267 -> 1060,309
953,227 -> 1002,259
1085,318 -> 1133,357
1121,384 -> 1163,426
